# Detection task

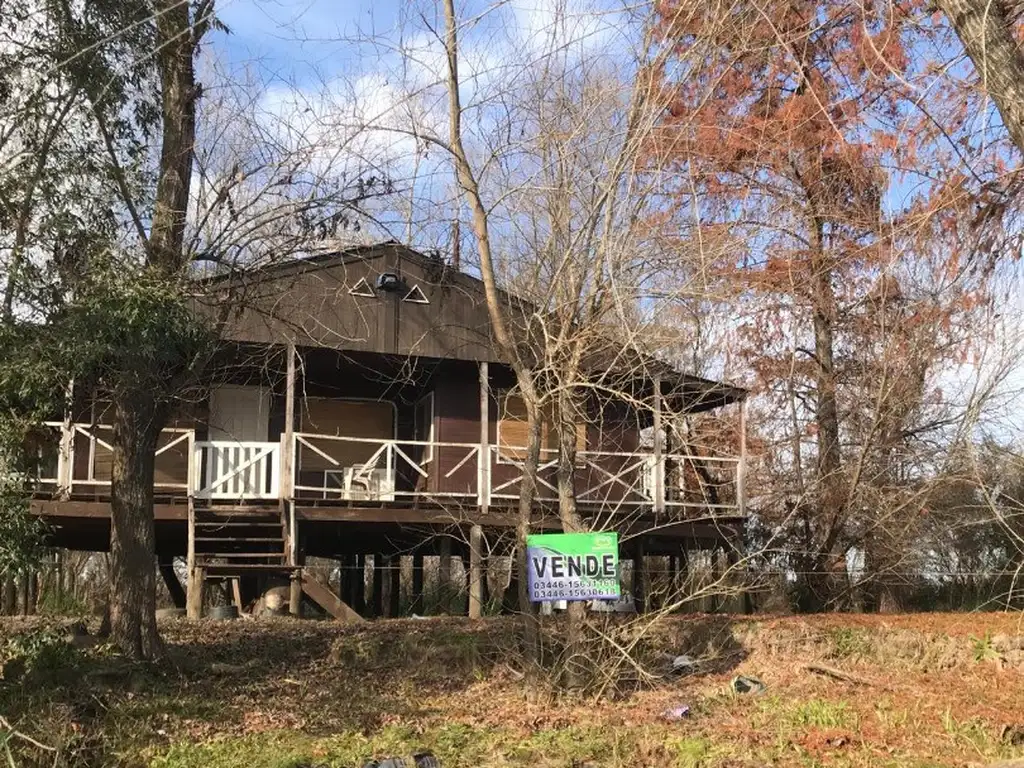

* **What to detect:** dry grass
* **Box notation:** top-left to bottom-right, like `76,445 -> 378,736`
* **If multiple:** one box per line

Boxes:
0,612 -> 1022,767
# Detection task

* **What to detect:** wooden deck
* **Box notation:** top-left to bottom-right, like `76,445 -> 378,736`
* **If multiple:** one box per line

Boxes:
31,496 -> 744,556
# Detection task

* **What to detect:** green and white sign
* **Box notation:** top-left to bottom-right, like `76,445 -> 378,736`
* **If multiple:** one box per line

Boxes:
526,532 -> 620,602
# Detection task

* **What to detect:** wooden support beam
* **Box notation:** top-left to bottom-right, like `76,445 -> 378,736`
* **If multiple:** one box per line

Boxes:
388,555 -> 401,617
282,342 -> 296,501
653,375 -> 665,516
411,552 -> 424,615
469,525 -> 484,619
632,537 -> 647,613
186,496 -> 197,615
187,566 -> 205,620
231,578 -> 244,614
3,576 -> 14,615
57,382 -> 74,496
738,397 -> 747,518
159,562 -> 186,609
353,554 -> 366,616
372,554 -> 384,618
479,362 -> 490,513
300,571 -> 364,622
726,541 -> 752,615
438,536 -> 452,614
289,516 -> 302,616
711,546 -> 725,614
27,572 -> 37,615
339,554 -> 353,606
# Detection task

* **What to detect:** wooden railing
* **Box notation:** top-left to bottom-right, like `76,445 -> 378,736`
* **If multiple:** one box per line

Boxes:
29,423 -> 745,515
37,422 -> 194,494
193,441 -> 280,500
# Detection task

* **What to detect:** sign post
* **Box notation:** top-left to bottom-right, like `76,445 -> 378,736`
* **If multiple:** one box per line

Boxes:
526,532 -> 619,602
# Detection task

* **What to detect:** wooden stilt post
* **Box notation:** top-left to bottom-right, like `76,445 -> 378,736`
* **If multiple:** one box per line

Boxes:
57,379 -> 74,497
186,495 -> 198,618
27,572 -> 37,615
711,546 -> 725,613
678,542 -> 690,610
469,525 -> 484,618
388,555 -> 401,617
3,575 -> 15,615
187,566 -> 205,619
438,536 -> 452,614
282,342 -> 301,617
411,552 -> 424,615
632,538 -> 647,613
338,554 -> 352,607
738,397 -> 747,518
372,555 -> 384,618
353,554 -> 366,616
473,362 -> 489,621
478,362 -> 490,515
653,375 -> 665,517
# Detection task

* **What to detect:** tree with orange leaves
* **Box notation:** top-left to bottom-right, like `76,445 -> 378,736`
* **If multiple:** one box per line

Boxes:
653,0 -> 997,609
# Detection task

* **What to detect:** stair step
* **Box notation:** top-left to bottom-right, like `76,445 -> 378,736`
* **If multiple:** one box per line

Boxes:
194,520 -> 282,527
194,536 -> 284,543
197,552 -> 286,559
201,563 -> 301,574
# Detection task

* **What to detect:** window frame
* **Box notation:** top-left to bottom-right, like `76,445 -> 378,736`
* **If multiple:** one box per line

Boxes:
495,390 -> 586,465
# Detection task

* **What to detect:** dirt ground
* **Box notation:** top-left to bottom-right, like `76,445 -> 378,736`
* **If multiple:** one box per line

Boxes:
1,612 -> 1023,767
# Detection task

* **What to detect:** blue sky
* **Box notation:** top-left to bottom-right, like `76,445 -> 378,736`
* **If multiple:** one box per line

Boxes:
215,0 -> 393,82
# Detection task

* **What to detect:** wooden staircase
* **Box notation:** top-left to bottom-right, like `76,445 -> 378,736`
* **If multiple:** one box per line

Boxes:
191,505 -> 292,576
186,502 -> 361,621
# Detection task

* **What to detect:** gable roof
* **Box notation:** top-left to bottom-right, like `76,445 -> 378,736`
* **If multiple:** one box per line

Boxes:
202,241 -> 745,412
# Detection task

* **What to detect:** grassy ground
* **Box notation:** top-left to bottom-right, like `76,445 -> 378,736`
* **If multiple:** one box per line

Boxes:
1,612 -> 1023,767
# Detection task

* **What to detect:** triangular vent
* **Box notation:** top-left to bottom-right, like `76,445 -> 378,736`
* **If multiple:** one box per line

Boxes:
402,284 -> 429,304
348,277 -> 375,297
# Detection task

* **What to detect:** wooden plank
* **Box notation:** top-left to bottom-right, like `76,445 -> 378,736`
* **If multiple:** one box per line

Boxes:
203,563 -> 301,573
30,500 -> 189,520
300,571 -> 365,622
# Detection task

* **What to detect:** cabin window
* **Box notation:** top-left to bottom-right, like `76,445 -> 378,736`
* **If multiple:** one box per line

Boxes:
496,391 -> 586,463
415,391 -> 435,463
299,398 -> 396,470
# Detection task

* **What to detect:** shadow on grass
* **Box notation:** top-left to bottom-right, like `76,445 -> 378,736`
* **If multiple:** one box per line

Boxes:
0,614 -> 753,766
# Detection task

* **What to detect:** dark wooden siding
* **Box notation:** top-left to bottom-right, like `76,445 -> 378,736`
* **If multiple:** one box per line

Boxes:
217,245 -> 500,363
431,364 -> 650,505
433,364 -> 481,499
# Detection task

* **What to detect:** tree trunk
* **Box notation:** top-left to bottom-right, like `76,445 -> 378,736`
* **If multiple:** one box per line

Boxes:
556,385 -> 587,686
149,0 -> 198,271
515,391 -> 543,664
938,0 -> 1024,157
109,396 -> 163,659
806,216 -> 845,610
2,575 -> 13,615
